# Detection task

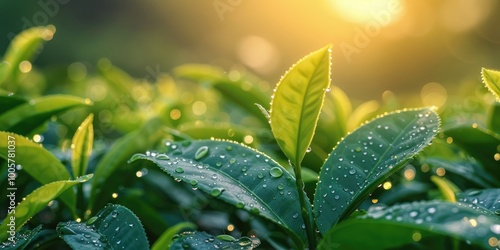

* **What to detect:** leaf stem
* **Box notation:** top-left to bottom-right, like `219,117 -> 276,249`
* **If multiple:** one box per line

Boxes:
293,162 -> 316,249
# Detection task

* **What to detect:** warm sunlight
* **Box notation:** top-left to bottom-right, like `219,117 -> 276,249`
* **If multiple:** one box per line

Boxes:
331,0 -> 404,25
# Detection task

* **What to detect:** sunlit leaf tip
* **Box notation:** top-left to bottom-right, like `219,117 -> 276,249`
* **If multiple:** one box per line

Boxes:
481,67 -> 500,101
269,44 -> 332,165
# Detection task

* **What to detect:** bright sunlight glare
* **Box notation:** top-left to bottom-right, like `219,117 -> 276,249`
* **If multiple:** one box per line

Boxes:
331,0 -> 404,25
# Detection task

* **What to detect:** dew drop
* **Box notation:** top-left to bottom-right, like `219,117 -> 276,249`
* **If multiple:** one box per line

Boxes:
210,188 -> 224,197
111,211 -> 118,218
427,207 -> 436,214
306,147 -> 312,153
277,183 -> 285,190
349,169 -> 356,175
292,213 -> 299,219
155,153 -> 170,160
236,201 -> 245,208
190,180 -> 198,186
269,167 -> 284,178
225,146 -> 233,151
195,146 -> 209,160
175,167 -> 184,173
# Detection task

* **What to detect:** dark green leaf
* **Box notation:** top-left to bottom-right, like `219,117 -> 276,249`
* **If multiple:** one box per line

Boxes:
0,93 -> 27,115
0,95 -> 92,135
318,201 -> 500,250
444,124 -> 500,181
58,204 -> 149,250
88,117 -> 166,211
314,108 -> 440,234
0,175 -> 92,241
129,139 -> 310,246
421,157 -> 497,188
457,189 -> 500,214
0,225 -> 42,250
170,231 -> 260,250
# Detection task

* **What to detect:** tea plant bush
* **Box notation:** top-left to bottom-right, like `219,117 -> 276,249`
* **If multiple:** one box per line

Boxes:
0,26 -> 499,249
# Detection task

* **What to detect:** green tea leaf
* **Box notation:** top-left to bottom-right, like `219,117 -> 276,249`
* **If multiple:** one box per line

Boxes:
151,222 -> 196,250
0,93 -> 27,115
347,100 -> 380,132
0,225 -> 42,250
0,175 -> 92,241
0,132 -> 76,211
129,139 -> 310,246
0,95 -> 92,135
71,114 -> 94,178
443,124 -> 500,181
58,203 -> 149,250
270,45 -> 331,166
420,157 -> 497,188
457,189 -> 500,213
170,231 -> 260,250
482,68 -> 500,101
314,108 -> 440,234
318,201 -> 500,250
0,26 -> 55,85
174,64 -> 271,125
430,176 -> 459,202
88,117 -> 166,211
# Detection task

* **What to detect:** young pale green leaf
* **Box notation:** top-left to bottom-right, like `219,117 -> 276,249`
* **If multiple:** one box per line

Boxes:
58,204 -> 149,250
129,139 -> 310,246
151,222 -> 197,250
482,68 -> 500,101
0,95 -> 92,135
318,201 -> 500,250
430,176 -> 459,202
270,45 -> 331,166
0,93 -> 27,115
314,108 -> 440,234
457,189 -> 500,213
0,225 -> 42,250
170,231 -> 260,250
444,124 -> 500,181
71,114 -> 94,178
0,132 -> 76,211
88,118 -> 166,211
0,175 -> 92,242
0,26 -> 55,84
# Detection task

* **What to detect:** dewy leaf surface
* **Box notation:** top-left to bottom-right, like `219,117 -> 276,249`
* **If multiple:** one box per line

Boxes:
58,204 -> 149,250
318,201 -> 500,250
129,139 -> 310,246
314,108 -> 440,234
270,45 -> 331,166
457,189 -> 500,214
170,231 -> 260,250
0,175 -> 92,241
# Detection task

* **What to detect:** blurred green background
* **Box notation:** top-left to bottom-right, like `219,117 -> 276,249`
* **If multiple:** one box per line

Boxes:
1,0 -> 500,102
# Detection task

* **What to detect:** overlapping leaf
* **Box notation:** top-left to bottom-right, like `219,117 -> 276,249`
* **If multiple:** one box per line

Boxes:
314,108 -> 440,234
58,204 -> 149,249
482,68 -> 500,101
170,231 -> 260,250
129,139 -> 310,246
0,95 -> 92,135
318,201 -> 500,249
0,175 -> 92,241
